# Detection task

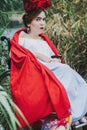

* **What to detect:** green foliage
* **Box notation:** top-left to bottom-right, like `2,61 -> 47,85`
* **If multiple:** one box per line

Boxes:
0,0 -> 23,11
0,85 -> 31,130
45,0 -> 87,81
0,85 -> 18,130
0,0 -> 23,28
0,40 -> 9,73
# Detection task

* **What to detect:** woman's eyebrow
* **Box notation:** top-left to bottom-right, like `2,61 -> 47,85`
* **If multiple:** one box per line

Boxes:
37,16 -> 46,19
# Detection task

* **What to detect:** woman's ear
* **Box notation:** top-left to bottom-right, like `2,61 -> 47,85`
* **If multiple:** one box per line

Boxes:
27,24 -> 30,27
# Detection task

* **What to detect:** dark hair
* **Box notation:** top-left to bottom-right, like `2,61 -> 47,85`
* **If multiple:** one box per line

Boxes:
22,9 -> 43,27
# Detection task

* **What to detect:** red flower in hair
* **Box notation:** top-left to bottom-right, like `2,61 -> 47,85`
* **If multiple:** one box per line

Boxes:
22,0 -> 52,12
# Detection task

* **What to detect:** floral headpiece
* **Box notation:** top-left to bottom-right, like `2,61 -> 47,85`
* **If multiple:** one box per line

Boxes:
22,0 -> 52,12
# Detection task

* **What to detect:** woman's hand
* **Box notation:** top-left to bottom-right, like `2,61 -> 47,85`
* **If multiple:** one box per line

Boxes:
34,52 -> 61,63
50,58 -> 61,63
34,52 -> 51,62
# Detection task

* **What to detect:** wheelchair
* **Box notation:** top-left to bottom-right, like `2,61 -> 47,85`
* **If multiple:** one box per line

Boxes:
0,36 -> 87,130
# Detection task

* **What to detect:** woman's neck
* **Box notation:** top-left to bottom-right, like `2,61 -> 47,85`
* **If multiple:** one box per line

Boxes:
28,33 -> 41,40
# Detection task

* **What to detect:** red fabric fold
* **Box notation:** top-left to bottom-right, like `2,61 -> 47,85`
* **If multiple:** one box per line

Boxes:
10,28 -> 71,127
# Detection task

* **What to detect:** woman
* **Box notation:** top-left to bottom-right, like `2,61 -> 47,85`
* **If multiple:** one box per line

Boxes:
20,9 -> 87,122
10,6 -> 87,130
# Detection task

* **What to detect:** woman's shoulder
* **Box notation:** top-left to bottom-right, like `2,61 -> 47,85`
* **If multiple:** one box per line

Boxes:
19,31 -> 27,38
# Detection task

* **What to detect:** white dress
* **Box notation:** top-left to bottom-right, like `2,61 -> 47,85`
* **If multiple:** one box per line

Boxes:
19,37 -> 87,122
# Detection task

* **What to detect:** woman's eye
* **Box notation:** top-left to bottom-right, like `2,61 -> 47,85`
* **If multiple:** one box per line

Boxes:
43,18 -> 46,21
35,17 -> 46,22
36,18 -> 41,21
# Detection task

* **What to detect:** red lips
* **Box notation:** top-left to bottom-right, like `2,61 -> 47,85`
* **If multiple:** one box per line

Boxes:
40,27 -> 44,29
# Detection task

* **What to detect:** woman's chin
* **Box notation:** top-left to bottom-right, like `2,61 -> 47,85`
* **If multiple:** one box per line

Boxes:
40,30 -> 44,34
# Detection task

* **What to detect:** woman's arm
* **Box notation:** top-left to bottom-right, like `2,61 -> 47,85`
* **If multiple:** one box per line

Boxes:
34,52 -> 61,63
34,52 -> 51,62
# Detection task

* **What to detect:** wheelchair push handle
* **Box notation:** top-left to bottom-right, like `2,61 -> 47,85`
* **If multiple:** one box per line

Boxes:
1,36 -> 9,41
1,36 -> 11,52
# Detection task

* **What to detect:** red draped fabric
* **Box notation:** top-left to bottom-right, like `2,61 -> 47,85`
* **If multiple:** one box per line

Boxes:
10,28 -> 71,127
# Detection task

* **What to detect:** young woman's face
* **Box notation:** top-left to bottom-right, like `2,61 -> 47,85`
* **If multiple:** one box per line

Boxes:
28,11 -> 46,35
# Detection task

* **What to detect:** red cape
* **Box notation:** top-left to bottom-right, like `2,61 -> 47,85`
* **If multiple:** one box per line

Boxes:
10,28 -> 71,127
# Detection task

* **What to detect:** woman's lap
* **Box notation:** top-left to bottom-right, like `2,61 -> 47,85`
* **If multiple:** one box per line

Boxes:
44,62 -> 87,122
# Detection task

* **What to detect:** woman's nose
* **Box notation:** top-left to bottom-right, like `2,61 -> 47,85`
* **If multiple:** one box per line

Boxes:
40,20 -> 46,25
